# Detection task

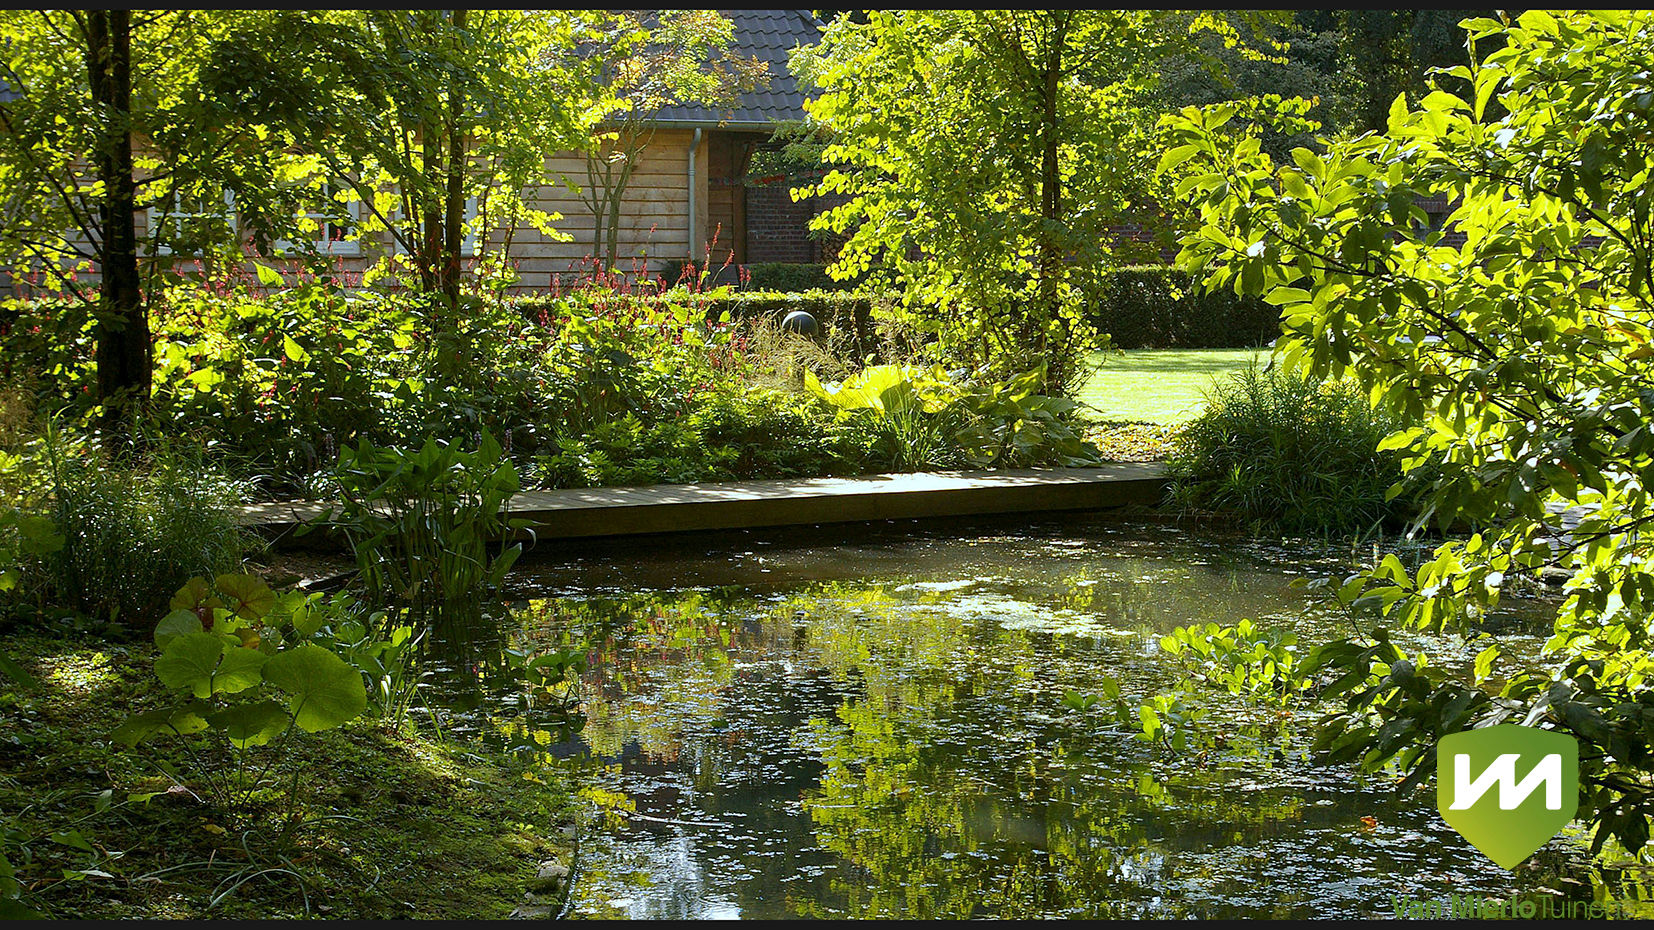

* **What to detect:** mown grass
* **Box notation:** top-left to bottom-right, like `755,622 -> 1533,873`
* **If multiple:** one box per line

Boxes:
1076,348 -> 1268,425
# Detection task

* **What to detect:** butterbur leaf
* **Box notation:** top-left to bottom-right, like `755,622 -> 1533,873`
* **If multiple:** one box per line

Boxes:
262,644 -> 366,732
154,610 -> 204,649
215,574 -> 276,621
0,899 -> 45,919
207,701 -> 289,748
113,704 -> 211,747
291,594 -> 328,637
170,577 -> 221,612
213,646 -> 267,694
155,633 -> 226,698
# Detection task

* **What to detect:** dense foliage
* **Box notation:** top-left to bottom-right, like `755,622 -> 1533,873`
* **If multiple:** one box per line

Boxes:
1087,266 -> 1280,349
0,281 -> 1101,498
796,11 -> 1187,391
1169,10 -> 1654,854
1166,367 -> 1406,535
0,433 -> 248,628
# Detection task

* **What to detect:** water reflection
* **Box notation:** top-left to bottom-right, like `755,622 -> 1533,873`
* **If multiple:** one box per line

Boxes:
460,518 -> 1601,918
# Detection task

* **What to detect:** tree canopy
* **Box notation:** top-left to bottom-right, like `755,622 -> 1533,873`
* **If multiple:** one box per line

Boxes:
1168,9 -> 1654,854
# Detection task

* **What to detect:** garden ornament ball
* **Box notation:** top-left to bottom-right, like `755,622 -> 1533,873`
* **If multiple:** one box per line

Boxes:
781,310 -> 820,336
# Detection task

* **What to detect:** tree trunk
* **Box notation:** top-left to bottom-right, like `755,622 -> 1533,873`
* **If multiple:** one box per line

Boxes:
440,9 -> 468,310
86,10 -> 149,439
1035,21 -> 1064,390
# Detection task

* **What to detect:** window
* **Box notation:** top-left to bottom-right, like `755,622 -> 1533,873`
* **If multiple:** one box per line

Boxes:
462,196 -> 481,257
149,187 -> 235,256
305,179 -> 362,255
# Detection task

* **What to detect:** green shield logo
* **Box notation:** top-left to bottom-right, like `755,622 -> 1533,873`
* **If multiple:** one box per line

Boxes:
1437,724 -> 1578,869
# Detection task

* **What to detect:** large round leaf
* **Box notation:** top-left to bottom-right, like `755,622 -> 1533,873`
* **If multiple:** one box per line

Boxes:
216,573 -> 276,621
155,633 -> 226,699
169,576 -> 222,613
154,609 -> 203,649
214,646 -> 268,695
262,644 -> 366,732
112,703 -> 211,747
207,701 -> 290,748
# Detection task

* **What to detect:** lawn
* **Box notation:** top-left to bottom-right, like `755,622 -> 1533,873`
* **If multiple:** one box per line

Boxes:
1076,347 -> 1268,424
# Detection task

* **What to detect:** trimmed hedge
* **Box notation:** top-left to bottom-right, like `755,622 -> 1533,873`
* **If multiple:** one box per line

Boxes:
514,289 -> 885,360
659,262 -> 859,293
1089,266 -> 1280,349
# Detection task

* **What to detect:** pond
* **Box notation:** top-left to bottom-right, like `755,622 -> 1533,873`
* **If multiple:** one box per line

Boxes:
434,517 -> 1596,919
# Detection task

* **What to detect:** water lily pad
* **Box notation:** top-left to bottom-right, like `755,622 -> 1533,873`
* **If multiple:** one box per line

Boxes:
262,643 -> 366,732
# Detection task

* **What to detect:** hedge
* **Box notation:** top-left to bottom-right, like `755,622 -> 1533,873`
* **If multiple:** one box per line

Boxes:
1088,266 -> 1280,349
513,289 -> 885,361
658,262 -> 858,293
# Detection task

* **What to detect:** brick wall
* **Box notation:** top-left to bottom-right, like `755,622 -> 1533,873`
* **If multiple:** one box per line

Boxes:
744,175 -> 845,264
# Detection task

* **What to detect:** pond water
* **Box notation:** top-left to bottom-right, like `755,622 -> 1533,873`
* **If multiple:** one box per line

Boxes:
437,517 -> 1595,919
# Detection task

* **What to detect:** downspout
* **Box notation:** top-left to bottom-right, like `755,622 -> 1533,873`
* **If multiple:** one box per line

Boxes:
686,127 -> 702,265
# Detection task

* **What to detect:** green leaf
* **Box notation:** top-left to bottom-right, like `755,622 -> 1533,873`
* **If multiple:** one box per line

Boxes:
262,643 -> 366,732
48,831 -> 93,854
154,633 -> 225,699
155,610 -> 204,650
214,646 -> 268,694
282,334 -> 307,362
170,577 -> 222,613
254,262 -> 283,288
0,898 -> 44,920
215,574 -> 276,621
113,704 -> 211,747
1156,143 -> 1201,176
0,651 -> 37,690
207,701 -> 290,748
290,596 -> 328,637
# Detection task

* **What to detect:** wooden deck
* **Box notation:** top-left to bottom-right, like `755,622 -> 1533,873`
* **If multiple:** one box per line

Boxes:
239,464 -> 1167,548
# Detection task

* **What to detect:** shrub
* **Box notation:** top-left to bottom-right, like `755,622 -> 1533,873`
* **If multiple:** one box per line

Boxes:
116,573 -> 370,824
533,390 -> 842,488
331,433 -> 524,623
1165,367 -> 1408,535
5,434 -> 250,627
809,365 -> 1104,472
1087,266 -> 1280,349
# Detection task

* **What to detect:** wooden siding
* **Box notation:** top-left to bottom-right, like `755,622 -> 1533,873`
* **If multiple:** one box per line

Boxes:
1,128 -> 786,296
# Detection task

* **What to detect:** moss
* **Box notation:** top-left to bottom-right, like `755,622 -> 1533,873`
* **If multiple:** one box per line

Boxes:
0,631 -> 579,919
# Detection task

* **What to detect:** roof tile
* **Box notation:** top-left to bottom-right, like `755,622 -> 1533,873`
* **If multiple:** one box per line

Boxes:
649,10 -> 822,127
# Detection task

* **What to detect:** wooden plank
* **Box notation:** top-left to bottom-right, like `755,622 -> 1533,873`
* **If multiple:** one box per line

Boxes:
241,464 -> 1168,550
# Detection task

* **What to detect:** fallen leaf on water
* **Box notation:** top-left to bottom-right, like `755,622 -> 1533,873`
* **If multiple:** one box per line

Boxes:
1359,815 -> 1378,830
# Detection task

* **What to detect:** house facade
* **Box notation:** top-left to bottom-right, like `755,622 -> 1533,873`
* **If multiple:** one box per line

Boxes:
1,10 -> 832,297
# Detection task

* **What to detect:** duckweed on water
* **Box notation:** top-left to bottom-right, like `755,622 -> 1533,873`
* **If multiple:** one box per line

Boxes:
484,518 -> 1636,919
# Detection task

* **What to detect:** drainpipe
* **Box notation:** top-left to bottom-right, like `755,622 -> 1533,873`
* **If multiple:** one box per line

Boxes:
686,127 -> 702,266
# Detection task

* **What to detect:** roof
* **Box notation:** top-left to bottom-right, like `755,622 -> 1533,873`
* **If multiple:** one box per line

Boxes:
648,10 -> 822,129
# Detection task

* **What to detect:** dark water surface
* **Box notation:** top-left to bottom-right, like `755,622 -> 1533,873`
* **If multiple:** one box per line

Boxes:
446,517 -> 1599,919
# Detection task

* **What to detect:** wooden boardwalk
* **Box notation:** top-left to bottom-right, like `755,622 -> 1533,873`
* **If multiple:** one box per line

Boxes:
239,464 -> 1167,547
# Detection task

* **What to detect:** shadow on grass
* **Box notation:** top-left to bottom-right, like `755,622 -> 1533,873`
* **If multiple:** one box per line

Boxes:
0,630 -> 578,919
